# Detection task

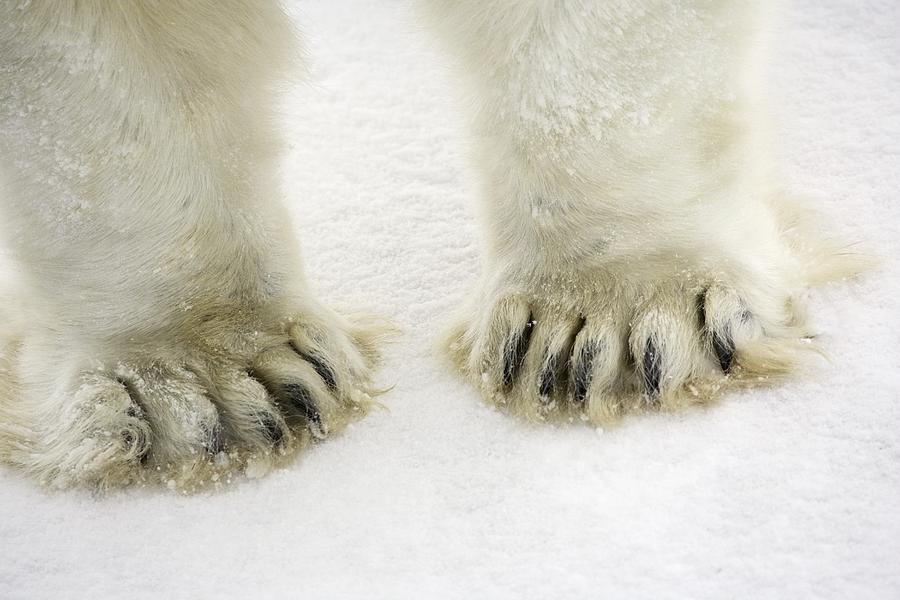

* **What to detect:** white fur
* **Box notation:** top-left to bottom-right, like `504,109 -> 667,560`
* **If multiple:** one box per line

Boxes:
0,1 -> 383,490
0,1 -> 865,489
424,0 -> 867,421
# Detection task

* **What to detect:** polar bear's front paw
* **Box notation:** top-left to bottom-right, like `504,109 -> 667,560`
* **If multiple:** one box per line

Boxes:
6,309 -> 384,490
447,277 -> 811,424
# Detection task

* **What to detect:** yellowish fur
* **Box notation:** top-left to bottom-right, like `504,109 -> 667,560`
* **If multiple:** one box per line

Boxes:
0,0 -> 868,490
0,1 -> 386,490
429,0 -> 868,426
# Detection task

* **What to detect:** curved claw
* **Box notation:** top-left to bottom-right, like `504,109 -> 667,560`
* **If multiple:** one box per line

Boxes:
538,359 -> 556,401
502,317 -> 535,388
696,291 -> 708,330
712,332 -> 735,373
572,342 -> 598,405
642,338 -> 662,399
293,347 -> 337,392
282,383 -> 327,439
258,411 -> 286,446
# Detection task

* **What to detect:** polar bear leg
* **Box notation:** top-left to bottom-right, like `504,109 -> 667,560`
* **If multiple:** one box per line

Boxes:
0,1 -> 383,489
422,0 -> 866,422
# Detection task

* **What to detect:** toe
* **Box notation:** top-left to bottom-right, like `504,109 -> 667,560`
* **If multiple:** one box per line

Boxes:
114,365 -> 221,464
502,315 -> 535,390
251,345 -> 342,440
205,370 -> 288,450
701,283 -> 799,378
77,375 -> 152,465
529,315 -> 579,408
572,318 -> 625,422
286,310 -> 380,401
629,289 -> 703,403
466,296 -> 533,396
281,382 -> 327,439
288,323 -> 341,392
701,284 -> 762,373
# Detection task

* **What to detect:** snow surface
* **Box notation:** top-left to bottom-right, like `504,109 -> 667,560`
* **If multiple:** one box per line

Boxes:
1,0 -> 899,598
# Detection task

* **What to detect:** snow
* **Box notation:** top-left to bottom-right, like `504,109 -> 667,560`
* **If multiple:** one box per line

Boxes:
1,0 -> 899,598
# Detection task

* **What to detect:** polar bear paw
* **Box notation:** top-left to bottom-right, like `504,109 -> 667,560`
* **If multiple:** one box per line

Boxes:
446,275 -> 818,425
0,308 -> 386,490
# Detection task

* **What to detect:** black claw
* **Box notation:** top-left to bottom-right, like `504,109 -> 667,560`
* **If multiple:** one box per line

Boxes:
283,383 -> 320,421
502,317 -> 535,388
642,338 -> 662,398
572,342 -> 598,405
538,358 -> 556,402
295,349 -> 337,392
259,412 -> 285,446
712,331 -> 735,373
282,383 -> 326,438
696,291 -> 708,330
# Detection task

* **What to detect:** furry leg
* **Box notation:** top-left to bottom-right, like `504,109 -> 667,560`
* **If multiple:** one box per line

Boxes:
0,1 -> 384,489
422,0 -> 867,423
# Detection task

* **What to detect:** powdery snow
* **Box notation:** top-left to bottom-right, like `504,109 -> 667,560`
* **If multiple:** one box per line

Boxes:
1,0 -> 898,598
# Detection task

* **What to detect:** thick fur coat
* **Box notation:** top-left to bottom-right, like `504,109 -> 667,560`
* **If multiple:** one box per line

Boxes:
0,0 -> 863,489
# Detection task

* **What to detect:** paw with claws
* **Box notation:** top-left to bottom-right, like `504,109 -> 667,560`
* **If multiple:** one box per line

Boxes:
447,273 -> 817,425
2,306 -> 383,490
